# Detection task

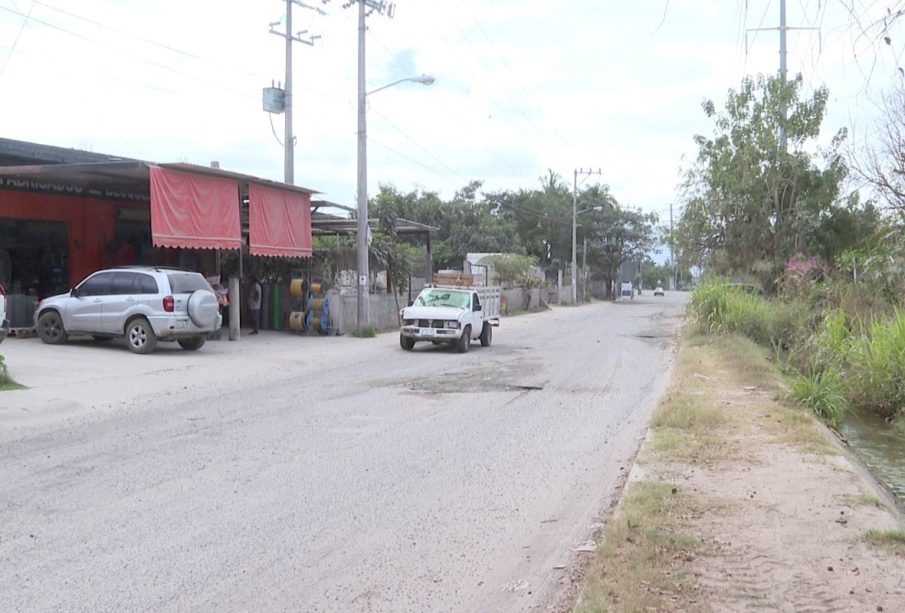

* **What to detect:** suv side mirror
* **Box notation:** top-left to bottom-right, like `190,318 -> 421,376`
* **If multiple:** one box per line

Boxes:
70,287 -> 80,298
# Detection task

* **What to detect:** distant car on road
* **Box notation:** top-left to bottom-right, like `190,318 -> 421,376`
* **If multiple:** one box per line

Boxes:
34,267 -> 221,354
654,286 -> 665,296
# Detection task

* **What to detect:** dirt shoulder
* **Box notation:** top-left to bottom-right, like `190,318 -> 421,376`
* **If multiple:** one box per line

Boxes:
568,331 -> 905,611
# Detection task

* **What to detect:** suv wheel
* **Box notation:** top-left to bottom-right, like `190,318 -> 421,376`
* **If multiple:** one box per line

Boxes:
126,318 -> 157,354
178,337 -> 205,351
37,311 -> 68,345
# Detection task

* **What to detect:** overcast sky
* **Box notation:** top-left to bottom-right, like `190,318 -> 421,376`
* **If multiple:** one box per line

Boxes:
0,0 -> 900,224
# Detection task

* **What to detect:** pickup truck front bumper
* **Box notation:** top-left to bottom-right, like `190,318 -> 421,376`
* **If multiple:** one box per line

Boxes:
400,324 -> 462,342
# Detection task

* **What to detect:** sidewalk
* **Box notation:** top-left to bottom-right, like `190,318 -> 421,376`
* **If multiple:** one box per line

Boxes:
571,333 -> 905,611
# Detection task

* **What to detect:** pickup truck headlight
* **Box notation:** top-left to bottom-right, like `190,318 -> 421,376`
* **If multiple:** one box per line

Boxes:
445,320 -> 459,329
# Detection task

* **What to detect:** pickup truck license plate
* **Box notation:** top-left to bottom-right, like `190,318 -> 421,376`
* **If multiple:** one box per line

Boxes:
420,328 -> 436,336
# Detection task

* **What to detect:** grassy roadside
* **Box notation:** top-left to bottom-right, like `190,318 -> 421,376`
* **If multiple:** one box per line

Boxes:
569,329 -> 905,612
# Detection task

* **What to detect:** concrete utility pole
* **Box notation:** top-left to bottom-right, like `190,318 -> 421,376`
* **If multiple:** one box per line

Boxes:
572,168 -> 602,305
336,0 -> 395,331
745,0 -> 818,152
670,201 -> 676,291
779,0 -> 787,150
269,0 -> 322,184
357,0 -> 369,330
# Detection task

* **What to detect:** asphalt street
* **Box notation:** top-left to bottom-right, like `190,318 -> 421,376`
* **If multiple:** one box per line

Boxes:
0,292 -> 687,612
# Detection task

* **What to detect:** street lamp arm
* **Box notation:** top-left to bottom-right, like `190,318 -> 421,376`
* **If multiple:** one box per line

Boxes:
367,75 -> 435,96
576,204 -> 605,215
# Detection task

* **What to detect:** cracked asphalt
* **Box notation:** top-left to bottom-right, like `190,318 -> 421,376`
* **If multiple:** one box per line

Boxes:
0,292 -> 687,612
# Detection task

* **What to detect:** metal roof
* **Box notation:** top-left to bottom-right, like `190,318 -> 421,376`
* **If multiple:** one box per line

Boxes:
0,138 -> 320,197
310,215 -> 438,235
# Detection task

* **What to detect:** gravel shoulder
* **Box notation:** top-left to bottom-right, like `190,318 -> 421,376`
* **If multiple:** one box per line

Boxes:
570,332 -> 905,611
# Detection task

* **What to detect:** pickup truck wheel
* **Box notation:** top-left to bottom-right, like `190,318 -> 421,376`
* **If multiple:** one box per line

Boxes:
456,326 -> 471,353
400,333 -> 415,351
480,322 -> 492,347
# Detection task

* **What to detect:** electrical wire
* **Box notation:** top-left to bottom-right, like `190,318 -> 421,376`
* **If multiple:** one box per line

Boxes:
457,0 -> 574,149
0,0 -> 33,77
32,0 -> 319,98
316,5 -> 542,187
368,137 -> 454,178
0,4 -> 260,102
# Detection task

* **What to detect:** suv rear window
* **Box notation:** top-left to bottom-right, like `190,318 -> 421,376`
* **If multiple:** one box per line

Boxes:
166,272 -> 212,294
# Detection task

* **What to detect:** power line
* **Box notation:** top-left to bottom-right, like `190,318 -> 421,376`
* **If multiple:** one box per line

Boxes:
317,5 -> 538,189
0,2 -> 342,100
0,0 -> 33,77
370,107 -> 467,182
448,3 -> 568,149
0,4 -> 261,101
369,137 -> 455,178
325,7 -> 540,184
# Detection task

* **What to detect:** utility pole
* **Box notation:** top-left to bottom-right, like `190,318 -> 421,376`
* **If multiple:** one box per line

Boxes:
670,202 -> 676,291
779,0 -> 787,150
269,1 -> 322,184
330,0 -> 396,330
746,0 -> 818,152
572,167 -> 602,305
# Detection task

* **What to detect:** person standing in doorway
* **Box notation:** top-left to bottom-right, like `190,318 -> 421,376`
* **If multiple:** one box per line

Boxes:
249,277 -> 262,335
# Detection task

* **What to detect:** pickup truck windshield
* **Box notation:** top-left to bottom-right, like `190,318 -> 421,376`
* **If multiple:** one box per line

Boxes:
414,289 -> 470,309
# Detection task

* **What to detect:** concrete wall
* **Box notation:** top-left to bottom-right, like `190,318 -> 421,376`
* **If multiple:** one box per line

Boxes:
330,285 -> 555,333
330,291 -> 404,333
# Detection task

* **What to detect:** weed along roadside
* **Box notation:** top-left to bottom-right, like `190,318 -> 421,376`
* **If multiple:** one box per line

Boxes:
568,331 -> 905,611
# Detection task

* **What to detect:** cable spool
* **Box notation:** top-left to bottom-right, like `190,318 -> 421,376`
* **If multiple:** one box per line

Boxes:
305,296 -> 330,333
309,281 -> 322,296
290,278 -> 305,297
289,311 -> 305,331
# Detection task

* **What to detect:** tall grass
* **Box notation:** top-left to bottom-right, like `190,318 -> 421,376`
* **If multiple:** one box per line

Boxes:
846,310 -> 905,419
689,278 -> 804,349
790,367 -> 847,427
692,279 -> 905,423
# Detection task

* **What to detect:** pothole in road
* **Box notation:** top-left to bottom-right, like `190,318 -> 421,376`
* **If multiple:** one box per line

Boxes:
402,360 -> 547,395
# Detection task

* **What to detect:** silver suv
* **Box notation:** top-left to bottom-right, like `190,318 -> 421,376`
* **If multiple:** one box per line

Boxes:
34,267 -> 221,354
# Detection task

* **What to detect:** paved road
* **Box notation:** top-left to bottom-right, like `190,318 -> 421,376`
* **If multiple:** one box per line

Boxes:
0,292 -> 686,612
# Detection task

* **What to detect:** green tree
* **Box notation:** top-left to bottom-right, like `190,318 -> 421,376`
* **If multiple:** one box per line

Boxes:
585,204 -> 658,299
676,73 -> 847,291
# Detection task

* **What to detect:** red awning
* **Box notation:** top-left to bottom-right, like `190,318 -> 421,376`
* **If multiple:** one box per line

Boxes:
149,165 -> 241,250
248,182 -> 312,258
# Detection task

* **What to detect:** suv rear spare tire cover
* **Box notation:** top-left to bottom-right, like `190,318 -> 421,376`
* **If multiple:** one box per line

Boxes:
187,290 -> 219,328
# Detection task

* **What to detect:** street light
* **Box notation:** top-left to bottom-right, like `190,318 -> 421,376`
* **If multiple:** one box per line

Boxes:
368,74 -> 435,96
357,73 -> 435,330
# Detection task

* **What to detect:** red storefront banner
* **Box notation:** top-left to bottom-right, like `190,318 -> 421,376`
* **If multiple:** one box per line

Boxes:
248,182 -> 312,258
149,165 -> 241,250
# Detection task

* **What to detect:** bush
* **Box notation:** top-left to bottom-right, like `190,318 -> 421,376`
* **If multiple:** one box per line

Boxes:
790,367 -> 847,427
352,326 -> 379,338
0,354 -> 21,390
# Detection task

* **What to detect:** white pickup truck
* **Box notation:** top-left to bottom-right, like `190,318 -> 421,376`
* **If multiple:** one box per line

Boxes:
399,285 -> 501,353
